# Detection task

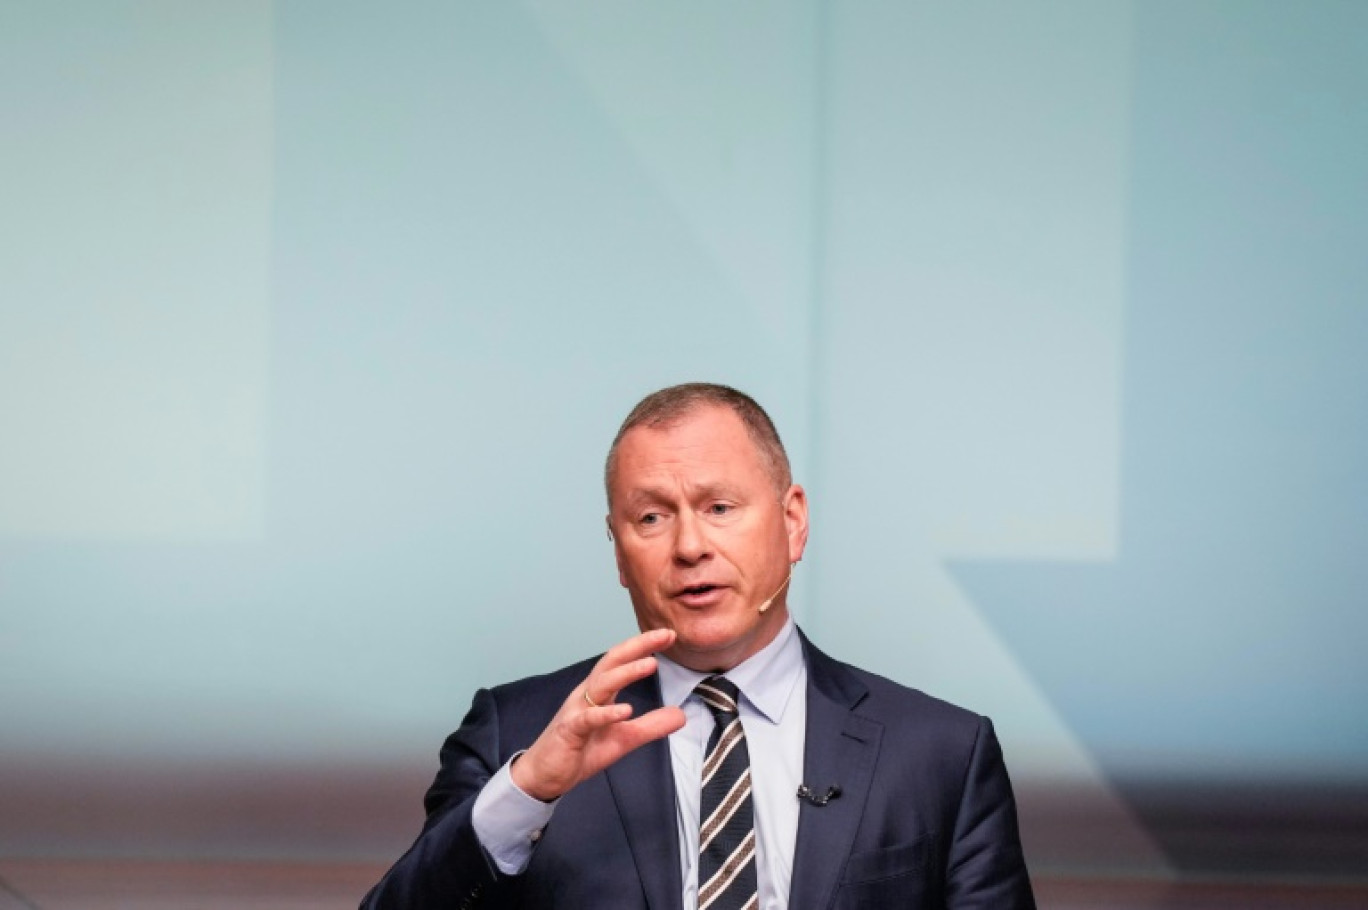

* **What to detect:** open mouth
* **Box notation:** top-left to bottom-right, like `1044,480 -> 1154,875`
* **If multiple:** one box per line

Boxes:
678,583 -> 721,597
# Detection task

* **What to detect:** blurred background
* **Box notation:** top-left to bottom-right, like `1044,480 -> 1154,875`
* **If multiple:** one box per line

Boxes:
2,0 -> 1366,905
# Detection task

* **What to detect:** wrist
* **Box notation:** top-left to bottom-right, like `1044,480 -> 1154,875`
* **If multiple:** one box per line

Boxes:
509,751 -> 559,803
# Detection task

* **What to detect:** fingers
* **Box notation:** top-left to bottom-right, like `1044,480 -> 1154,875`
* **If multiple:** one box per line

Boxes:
583,627 -> 676,706
583,655 -> 658,707
515,701 -> 634,800
512,630 -> 681,802
571,702 -> 685,744
623,705 -> 687,742
596,706 -> 689,760
596,628 -> 675,674
567,701 -> 633,737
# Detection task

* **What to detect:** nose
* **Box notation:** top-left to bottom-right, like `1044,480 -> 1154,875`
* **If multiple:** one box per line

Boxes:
672,509 -> 712,565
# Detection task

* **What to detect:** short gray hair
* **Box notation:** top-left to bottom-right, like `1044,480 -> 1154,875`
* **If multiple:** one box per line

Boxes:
604,382 -> 791,506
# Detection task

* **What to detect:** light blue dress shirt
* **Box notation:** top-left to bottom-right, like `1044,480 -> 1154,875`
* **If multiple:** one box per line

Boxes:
473,617 -> 808,910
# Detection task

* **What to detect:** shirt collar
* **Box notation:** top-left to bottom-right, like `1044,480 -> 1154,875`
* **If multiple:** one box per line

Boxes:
655,616 -> 804,725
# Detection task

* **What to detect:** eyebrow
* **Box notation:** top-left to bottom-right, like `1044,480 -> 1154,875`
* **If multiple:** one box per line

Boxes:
621,481 -> 740,510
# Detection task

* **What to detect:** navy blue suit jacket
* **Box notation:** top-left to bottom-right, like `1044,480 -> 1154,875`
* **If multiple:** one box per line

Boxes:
362,632 -> 1035,908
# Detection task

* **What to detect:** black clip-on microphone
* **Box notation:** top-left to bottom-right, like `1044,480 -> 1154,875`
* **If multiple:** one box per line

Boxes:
796,784 -> 842,807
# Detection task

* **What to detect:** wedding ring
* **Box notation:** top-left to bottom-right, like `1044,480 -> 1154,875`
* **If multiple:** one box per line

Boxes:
583,687 -> 601,708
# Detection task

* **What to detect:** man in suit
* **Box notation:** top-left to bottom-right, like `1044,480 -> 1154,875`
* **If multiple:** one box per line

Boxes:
363,383 -> 1035,908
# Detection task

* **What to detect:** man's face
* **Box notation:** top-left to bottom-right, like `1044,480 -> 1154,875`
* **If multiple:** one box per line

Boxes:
607,405 -> 808,672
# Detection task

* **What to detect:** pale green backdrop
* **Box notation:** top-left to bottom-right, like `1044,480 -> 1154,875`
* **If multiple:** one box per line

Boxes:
2,0 -> 1364,877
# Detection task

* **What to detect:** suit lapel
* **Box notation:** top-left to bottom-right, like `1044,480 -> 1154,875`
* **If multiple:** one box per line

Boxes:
789,635 -> 882,910
604,673 -> 684,910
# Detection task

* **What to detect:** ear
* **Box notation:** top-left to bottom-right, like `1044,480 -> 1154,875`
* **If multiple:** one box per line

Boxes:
608,514 -> 629,588
782,484 -> 810,564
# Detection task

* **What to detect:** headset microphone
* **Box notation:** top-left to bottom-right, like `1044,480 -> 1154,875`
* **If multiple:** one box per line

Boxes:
757,563 -> 797,614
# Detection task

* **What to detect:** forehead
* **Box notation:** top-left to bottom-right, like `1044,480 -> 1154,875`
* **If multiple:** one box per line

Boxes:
611,406 -> 770,493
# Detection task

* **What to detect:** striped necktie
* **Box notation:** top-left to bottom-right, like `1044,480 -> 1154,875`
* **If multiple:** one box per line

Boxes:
695,676 -> 758,910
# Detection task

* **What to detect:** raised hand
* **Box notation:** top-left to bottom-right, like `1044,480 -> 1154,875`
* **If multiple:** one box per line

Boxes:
510,628 -> 687,802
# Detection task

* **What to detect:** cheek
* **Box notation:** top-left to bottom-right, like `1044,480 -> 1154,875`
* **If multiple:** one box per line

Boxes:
720,523 -> 778,564
617,544 -> 663,587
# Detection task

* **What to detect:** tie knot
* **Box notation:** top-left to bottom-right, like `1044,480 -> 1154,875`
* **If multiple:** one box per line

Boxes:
695,676 -> 740,718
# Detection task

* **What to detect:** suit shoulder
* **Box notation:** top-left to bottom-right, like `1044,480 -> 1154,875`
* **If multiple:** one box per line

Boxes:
852,664 -> 982,723
840,661 -> 997,769
804,637 -> 989,743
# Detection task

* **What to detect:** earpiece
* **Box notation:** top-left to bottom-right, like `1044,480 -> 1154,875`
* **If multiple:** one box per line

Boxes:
757,563 -> 797,614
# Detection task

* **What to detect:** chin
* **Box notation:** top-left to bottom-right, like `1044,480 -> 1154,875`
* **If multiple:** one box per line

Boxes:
671,621 -> 759,666
675,633 -> 740,657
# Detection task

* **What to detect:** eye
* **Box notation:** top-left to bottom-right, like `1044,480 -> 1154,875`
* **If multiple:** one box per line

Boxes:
639,512 -> 662,526
706,502 -> 738,519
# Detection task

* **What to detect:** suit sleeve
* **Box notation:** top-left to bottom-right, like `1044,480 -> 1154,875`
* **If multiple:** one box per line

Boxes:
944,717 -> 1037,909
360,688 -> 513,910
